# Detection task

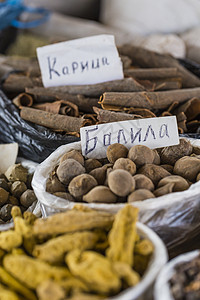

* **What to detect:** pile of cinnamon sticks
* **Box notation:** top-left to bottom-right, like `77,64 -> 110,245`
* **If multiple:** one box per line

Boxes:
1,45 -> 200,135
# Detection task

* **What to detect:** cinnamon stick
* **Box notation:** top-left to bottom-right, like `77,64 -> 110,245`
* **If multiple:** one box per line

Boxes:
153,80 -> 182,91
33,100 -> 79,117
118,45 -> 200,88
100,88 -> 200,110
2,74 -> 42,94
20,107 -> 89,132
173,97 -> 200,122
93,107 -> 142,123
13,93 -> 33,107
45,77 -> 145,97
26,87 -> 100,113
138,78 -> 182,91
124,67 -> 178,79
124,107 -> 156,118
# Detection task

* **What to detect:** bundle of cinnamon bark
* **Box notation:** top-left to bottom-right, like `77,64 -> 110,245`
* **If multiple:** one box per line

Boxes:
1,44 -> 200,135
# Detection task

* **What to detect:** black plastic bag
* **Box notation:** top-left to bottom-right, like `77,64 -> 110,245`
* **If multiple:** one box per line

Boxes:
0,89 -> 79,163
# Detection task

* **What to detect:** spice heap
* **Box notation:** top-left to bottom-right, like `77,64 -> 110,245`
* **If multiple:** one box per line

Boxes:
0,204 -> 154,299
0,164 -> 37,223
170,254 -> 200,300
1,45 -> 200,135
47,139 -> 200,204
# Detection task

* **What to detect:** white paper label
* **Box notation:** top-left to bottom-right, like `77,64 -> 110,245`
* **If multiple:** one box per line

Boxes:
80,116 -> 179,158
36,35 -> 124,87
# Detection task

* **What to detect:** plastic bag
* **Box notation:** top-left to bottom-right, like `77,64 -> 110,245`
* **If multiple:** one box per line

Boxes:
32,138 -> 200,256
154,250 -> 200,300
0,89 -> 79,163
0,0 -> 50,31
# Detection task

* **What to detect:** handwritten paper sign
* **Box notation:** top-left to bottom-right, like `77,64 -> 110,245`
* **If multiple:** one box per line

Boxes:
36,35 -> 124,87
80,116 -> 179,158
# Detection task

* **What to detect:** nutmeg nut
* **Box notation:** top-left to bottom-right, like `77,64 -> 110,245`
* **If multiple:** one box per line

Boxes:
56,159 -> 85,185
46,174 -> 66,194
133,174 -> 154,191
84,159 -> 102,173
160,138 -> 193,165
174,156 -> 200,182
68,174 -> 98,198
128,145 -> 155,167
108,169 -> 135,197
60,149 -> 84,166
113,158 -> 136,175
138,164 -> 171,185
106,143 -> 128,163
128,189 -> 155,202
157,175 -> 189,192
83,186 -> 117,203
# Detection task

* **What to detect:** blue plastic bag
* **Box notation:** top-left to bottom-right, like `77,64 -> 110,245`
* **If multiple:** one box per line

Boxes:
0,0 -> 50,30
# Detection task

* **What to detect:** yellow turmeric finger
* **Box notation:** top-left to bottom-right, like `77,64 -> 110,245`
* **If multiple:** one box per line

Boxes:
106,204 -> 138,266
66,250 -> 121,295
134,239 -> 154,256
0,266 -> 37,300
3,254 -> 71,289
33,231 -> 99,264
0,284 -> 20,300
0,230 -> 22,251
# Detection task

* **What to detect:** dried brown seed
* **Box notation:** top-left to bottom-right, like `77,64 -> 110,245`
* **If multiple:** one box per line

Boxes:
11,181 -> 27,198
107,143 -> 128,163
0,178 -> 9,192
160,164 -> 174,173
154,182 -> 175,197
128,145 -> 155,167
138,164 -> 171,185
5,164 -> 28,182
113,158 -> 136,175
104,168 -> 113,186
26,173 -> 34,189
46,174 -> 66,194
153,150 -> 160,165
68,174 -> 98,198
0,187 -> 9,206
53,192 -> 74,201
128,189 -> 155,202
83,186 -> 117,203
108,169 -> 135,197
60,149 -> 84,166
89,166 -> 107,185
20,190 -> 37,208
7,195 -> 19,206
174,156 -> 200,182
84,159 -> 102,173
158,175 -> 189,192
56,159 -> 85,185
160,138 -> 193,165
192,145 -> 200,155
0,204 -> 13,221
133,174 -> 154,191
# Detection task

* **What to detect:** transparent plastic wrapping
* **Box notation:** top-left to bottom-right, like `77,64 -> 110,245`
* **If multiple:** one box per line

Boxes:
32,139 -> 200,253
154,250 -> 200,300
0,157 -> 40,231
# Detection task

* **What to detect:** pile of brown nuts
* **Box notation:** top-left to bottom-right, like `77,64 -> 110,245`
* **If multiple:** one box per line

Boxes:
46,138 -> 200,204
170,254 -> 200,300
0,164 -> 37,223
